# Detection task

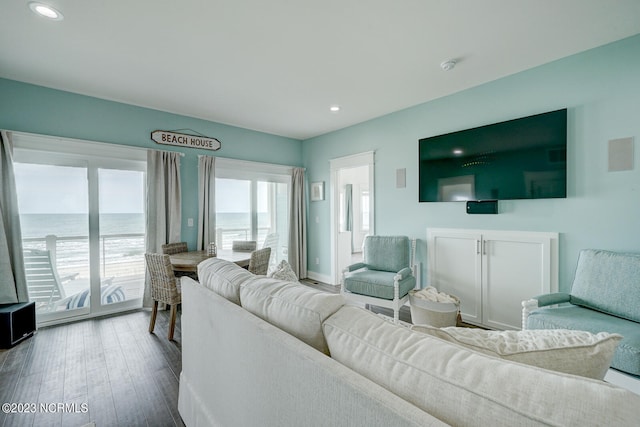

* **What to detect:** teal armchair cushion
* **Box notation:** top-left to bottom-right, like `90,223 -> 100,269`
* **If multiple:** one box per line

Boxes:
344,271 -> 416,300
527,305 -> 640,376
363,236 -> 411,272
570,249 -> 640,323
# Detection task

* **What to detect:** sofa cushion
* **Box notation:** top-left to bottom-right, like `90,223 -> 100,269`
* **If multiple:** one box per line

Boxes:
323,305 -> 640,426
240,278 -> 344,354
344,270 -> 415,300
528,304 -> 640,376
570,249 -> 640,322
411,324 -> 621,380
198,258 -> 254,305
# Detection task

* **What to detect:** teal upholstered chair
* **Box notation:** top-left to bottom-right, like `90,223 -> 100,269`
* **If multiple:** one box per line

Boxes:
523,249 -> 640,378
341,235 -> 416,322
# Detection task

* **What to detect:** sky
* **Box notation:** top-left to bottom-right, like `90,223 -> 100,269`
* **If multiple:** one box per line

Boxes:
14,163 -> 144,214
14,164 -> 267,214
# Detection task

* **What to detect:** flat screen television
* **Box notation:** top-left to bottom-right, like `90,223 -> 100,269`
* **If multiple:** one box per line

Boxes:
418,109 -> 567,202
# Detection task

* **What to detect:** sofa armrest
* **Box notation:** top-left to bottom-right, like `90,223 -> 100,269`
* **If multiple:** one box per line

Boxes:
394,267 -> 413,281
533,292 -> 572,307
522,292 -> 572,330
344,262 -> 366,273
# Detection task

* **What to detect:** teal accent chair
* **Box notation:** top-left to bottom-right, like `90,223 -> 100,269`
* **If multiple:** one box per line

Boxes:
342,235 -> 416,323
523,249 -> 640,380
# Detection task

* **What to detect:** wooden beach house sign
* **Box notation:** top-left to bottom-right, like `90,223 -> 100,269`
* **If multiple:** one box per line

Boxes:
151,130 -> 221,151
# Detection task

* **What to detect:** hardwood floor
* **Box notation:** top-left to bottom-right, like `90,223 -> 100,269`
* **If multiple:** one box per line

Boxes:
0,309 -> 184,427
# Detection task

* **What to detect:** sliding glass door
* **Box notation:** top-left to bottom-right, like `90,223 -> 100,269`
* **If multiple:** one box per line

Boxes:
215,159 -> 291,266
15,162 -> 91,321
215,178 -> 252,245
13,133 -> 146,325
98,168 -> 146,305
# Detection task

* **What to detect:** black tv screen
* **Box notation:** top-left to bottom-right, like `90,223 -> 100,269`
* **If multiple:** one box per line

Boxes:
419,109 -> 567,202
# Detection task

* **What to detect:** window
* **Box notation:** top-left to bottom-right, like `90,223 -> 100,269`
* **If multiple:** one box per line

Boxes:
215,158 -> 292,266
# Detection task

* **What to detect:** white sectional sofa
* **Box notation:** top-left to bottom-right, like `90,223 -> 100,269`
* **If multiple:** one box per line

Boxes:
178,258 -> 640,426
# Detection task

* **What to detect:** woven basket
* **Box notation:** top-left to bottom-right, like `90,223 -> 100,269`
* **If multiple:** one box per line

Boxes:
409,290 -> 460,327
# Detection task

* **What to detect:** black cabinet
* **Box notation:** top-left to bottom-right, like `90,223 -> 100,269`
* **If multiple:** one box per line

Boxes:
0,302 -> 36,348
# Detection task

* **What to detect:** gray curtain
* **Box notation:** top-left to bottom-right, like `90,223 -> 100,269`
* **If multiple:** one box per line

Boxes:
288,167 -> 307,278
144,150 -> 181,307
197,155 -> 216,250
0,130 -> 28,304
344,184 -> 354,252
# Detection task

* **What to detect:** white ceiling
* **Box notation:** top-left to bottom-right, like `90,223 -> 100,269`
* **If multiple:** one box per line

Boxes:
2,1 -> 640,140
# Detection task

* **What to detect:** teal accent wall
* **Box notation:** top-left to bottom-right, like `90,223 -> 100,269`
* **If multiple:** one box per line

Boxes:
303,34 -> 640,291
0,78 -> 302,248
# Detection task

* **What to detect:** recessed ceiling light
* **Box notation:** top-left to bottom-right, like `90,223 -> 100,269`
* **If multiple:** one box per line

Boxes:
329,105 -> 341,113
29,2 -> 64,21
453,149 -> 464,155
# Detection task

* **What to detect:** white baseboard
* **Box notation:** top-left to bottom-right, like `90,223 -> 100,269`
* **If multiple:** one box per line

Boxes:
605,368 -> 640,395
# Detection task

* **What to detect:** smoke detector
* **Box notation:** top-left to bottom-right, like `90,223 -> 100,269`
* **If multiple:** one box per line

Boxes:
440,60 -> 456,71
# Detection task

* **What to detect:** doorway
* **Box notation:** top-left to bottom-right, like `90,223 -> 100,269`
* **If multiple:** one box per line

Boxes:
330,152 -> 375,286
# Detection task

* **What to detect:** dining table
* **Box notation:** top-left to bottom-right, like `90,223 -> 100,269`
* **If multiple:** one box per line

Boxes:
169,249 -> 251,274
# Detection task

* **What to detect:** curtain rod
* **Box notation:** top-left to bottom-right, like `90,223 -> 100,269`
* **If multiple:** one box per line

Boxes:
9,130 -> 185,157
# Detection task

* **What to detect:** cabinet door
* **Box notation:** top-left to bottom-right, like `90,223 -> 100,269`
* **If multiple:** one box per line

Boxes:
427,230 -> 482,325
481,235 -> 551,330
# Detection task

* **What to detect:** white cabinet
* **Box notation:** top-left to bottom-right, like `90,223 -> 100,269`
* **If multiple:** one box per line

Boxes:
426,228 -> 558,330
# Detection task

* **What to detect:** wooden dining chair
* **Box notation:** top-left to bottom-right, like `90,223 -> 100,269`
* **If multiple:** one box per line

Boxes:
162,242 -> 198,280
262,233 -> 279,268
161,242 -> 188,255
248,247 -> 271,275
145,253 -> 181,341
232,240 -> 257,252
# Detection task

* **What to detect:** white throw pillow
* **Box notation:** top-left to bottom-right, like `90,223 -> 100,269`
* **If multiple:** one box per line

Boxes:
411,324 -> 622,380
267,260 -> 298,282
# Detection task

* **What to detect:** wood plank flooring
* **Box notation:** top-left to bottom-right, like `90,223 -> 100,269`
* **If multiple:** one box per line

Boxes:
0,309 -> 184,427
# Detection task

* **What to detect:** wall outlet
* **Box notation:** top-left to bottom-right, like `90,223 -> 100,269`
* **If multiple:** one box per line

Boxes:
187,218 -> 194,227
315,257 -> 319,265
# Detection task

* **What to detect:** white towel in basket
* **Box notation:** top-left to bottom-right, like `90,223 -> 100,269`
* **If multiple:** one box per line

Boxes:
412,286 -> 459,304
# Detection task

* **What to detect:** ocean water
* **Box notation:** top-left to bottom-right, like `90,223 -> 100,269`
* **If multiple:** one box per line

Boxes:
19,213 -> 268,270
20,213 -> 145,238
19,212 -> 265,238
20,213 -> 146,271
